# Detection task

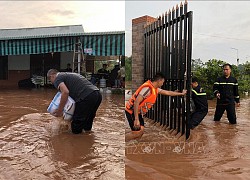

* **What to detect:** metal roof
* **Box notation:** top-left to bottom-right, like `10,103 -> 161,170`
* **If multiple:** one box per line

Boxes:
0,25 -> 84,40
83,31 -> 125,36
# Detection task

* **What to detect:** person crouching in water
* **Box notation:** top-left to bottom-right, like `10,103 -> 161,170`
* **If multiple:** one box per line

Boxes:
189,77 -> 208,129
125,73 -> 187,140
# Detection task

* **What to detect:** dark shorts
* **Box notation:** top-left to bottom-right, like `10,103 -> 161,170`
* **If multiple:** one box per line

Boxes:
125,110 -> 144,131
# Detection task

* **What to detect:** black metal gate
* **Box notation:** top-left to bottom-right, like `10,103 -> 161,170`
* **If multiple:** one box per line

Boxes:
144,1 -> 193,139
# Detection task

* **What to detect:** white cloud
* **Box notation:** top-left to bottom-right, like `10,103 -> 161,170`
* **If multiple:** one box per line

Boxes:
0,1 -> 125,32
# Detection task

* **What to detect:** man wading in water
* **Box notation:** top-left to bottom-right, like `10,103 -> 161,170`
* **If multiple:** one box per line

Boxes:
213,63 -> 240,124
125,73 -> 187,140
47,69 -> 102,134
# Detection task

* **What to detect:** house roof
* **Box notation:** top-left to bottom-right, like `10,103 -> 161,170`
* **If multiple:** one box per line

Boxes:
83,31 -> 125,36
0,25 -> 84,40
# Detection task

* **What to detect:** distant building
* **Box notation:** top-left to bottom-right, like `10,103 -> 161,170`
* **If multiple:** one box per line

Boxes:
0,25 -> 124,87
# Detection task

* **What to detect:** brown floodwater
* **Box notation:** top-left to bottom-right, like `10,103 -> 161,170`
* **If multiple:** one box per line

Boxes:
1,87 -> 249,180
125,93 -> 250,180
0,88 -> 124,179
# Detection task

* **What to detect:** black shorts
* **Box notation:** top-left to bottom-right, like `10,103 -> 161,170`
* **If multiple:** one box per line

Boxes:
125,110 -> 144,131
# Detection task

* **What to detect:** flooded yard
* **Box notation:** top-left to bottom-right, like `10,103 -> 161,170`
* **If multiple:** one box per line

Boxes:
125,95 -> 250,180
1,87 -> 249,180
0,88 -> 124,179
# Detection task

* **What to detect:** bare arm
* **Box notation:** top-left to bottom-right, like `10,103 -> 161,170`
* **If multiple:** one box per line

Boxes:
134,95 -> 144,120
53,82 -> 69,117
159,89 -> 186,96
133,94 -> 144,129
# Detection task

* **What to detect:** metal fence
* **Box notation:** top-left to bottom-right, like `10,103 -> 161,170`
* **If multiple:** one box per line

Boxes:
144,1 -> 193,139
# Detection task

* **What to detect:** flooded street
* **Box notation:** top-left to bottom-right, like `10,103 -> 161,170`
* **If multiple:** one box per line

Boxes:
0,88 -> 124,179
125,95 -> 250,180
1,87 -> 249,180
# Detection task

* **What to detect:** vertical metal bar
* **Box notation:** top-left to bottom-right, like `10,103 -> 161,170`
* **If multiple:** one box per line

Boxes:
166,10 -> 171,128
163,12 -> 168,126
148,26 -> 151,81
149,23 -> 153,119
151,24 -> 155,119
152,22 -> 156,76
186,11 -> 193,140
173,5 -> 179,131
160,16 -> 164,124
144,27 -> 146,80
146,24 -> 151,119
144,26 -> 147,81
150,23 -> 153,80
151,21 -> 154,120
159,16 -> 163,124
155,18 -> 160,122
178,2 -> 184,134
169,6 -> 175,130
161,13 -> 165,125
182,0 -> 188,136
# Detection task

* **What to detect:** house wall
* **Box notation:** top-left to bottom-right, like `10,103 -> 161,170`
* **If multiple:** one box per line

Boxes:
8,55 -> 30,70
60,52 -> 73,70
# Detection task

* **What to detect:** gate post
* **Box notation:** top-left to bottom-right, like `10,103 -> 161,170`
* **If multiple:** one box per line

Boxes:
132,15 -> 156,92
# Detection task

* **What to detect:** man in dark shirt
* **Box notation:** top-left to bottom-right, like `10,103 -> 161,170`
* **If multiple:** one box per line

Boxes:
97,64 -> 109,74
47,69 -> 102,134
97,64 -> 109,80
65,63 -> 72,72
213,63 -> 240,124
189,77 -> 208,129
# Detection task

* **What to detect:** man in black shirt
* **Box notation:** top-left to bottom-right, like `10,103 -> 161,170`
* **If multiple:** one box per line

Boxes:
189,77 -> 208,129
97,64 -> 109,74
65,63 -> 72,72
47,69 -> 102,134
213,63 -> 240,124
97,64 -> 109,80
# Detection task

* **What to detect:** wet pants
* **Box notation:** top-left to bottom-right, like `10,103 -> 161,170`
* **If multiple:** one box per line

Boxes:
71,91 -> 102,134
214,103 -> 236,124
125,110 -> 144,131
189,110 -> 208,129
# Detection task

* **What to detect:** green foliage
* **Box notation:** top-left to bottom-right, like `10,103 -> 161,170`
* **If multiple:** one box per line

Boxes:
192,59 -> 249,99
192,59 -> 225,99
125,56 -> 132,81
94,60 -> 119,73
237,61 -> 250,93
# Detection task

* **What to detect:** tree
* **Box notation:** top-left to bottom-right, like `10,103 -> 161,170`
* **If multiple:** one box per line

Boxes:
238,61 -> 250,94
192,59 -> 244,99
125,56 -> 132,81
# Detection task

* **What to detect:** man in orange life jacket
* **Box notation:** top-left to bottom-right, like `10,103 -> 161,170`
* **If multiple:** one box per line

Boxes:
125,73 -> 187,140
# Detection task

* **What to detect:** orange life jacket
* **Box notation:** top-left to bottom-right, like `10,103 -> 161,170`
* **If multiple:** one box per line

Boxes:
125,80 -> 158,115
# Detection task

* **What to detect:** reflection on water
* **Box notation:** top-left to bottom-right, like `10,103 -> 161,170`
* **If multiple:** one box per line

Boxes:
0,88 -> 124,179
126,96 -> 250,180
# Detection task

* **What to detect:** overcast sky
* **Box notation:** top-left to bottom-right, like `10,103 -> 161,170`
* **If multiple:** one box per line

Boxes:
0,1 -> 125,32
1,1 -> 249,65
126,1 -> 250,65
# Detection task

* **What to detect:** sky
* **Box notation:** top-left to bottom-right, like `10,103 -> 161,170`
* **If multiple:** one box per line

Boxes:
125,1 -> 250,65
0,1 -> 125,32
1,1 -> 250,65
